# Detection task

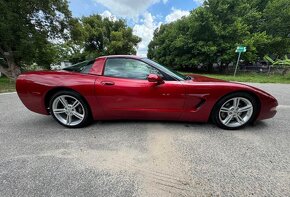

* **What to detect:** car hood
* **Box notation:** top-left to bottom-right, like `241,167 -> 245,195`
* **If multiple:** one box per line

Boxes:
188,74 -> 227,82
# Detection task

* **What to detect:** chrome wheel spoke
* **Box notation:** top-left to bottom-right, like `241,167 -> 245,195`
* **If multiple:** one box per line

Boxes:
222,115 -> 233,125
72,111 -> 84,120
238,105 -> 252,113
66,114 -> 72,125
236,115 -> 245,124
72,100 -> 80,109
220,107 -> 230,113
233,97 -> 240,108
59,96 -> 68,107
53,108 -> 66,114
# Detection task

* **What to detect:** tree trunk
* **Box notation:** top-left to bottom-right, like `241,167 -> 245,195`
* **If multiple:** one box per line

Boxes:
207,63 -> 213,73
0,48 -> 21,80
282,67 -> 290,76
267,63 -> 271,75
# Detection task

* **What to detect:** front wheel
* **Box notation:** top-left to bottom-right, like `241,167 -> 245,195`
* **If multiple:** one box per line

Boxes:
212,92 -> 258,130
49,90 -> 91,128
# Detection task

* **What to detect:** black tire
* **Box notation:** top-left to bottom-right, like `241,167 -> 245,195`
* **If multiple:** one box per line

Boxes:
49,90 -> 92,128
211,92 -> 258,130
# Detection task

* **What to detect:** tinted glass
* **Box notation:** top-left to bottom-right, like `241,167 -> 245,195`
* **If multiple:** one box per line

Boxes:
142,58 -> 187,80
104,58 -> 162,80
63,60 -> 94,74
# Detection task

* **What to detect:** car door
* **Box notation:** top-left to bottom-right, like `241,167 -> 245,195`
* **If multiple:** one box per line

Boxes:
95,57 -> 186,120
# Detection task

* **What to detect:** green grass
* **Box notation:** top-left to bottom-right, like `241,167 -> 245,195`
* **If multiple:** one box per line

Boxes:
0,77 -> 15,93
184,73 -> 290,84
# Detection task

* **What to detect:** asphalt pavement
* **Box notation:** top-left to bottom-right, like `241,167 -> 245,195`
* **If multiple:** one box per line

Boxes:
0,83 -> 289,196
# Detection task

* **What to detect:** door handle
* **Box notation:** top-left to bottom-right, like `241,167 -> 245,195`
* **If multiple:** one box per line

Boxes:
101,81 -> 115,86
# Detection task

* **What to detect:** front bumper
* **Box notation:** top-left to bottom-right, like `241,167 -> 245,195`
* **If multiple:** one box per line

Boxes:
256,94 -> 278,121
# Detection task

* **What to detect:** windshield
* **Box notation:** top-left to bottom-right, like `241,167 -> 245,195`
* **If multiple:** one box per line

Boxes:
142,58 -> 188,80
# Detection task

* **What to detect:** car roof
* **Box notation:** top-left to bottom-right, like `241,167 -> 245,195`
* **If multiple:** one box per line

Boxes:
96,55 -> 143,60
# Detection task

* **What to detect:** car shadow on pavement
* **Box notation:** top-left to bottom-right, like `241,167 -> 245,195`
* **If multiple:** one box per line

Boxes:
16,114 -> 271,133
250,120 -> 269,130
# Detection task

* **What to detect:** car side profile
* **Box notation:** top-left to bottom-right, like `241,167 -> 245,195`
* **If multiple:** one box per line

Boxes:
16,55 -> 278,129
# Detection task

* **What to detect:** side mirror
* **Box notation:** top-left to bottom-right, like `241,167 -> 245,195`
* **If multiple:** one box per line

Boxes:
147,74 -> 164,84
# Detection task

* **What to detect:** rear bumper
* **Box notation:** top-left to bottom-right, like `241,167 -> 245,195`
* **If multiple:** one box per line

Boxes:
16,76 -> 49,115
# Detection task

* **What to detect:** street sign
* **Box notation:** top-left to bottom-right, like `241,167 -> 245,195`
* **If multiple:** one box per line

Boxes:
234,46 -> 246,76
235,46 -> 246,53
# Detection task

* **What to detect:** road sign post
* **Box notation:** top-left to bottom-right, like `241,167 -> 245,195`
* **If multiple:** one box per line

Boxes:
234,46 -> 246,77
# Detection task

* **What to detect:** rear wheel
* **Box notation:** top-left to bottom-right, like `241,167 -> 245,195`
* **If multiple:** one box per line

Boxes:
212,92 -> 258,130
49,90 -> 91,128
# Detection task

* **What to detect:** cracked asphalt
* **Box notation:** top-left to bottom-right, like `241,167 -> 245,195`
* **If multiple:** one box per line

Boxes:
0,83 -> 289,196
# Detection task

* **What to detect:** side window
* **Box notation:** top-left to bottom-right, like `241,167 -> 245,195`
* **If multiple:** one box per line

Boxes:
104,58 -> 163,80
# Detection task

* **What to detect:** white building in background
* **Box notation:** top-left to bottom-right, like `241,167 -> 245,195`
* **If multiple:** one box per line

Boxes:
50,61 -> 72,70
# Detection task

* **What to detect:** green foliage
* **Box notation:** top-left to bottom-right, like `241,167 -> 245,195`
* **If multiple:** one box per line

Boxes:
148,0 -> 290,72
264,55 -> 290,67
60,15 -> 141,63
0,0 -> 72,78
0,76 -> 15,93
0,0 -> 141,78
199,73 -> 290,84
263,55 -> 275,64
264,55 -> 290,75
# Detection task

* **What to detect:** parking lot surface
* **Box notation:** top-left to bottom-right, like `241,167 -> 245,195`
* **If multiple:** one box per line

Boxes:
0,83 -> 290,196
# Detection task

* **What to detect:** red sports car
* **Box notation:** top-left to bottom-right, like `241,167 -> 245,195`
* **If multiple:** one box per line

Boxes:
16,55 -> 278,129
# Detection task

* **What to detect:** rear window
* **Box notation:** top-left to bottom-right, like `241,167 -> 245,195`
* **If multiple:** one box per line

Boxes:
63,60 -> 94,74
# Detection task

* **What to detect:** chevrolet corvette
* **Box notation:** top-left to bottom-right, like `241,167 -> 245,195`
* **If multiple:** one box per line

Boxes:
16,55 -> 278,129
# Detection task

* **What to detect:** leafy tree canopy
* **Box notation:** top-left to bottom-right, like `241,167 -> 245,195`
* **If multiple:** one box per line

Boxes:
57,15 -> 141,64
148,0 -> 290,72
0,1 -> 141,79
0,0 -> 72,79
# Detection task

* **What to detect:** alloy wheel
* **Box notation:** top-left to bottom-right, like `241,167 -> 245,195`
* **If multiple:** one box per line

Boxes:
218,97 -> 253,128
52,95 -> 85,126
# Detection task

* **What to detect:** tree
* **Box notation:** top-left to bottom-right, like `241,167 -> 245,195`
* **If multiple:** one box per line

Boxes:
148,0 -> 290,72
0,0 -> 72,79
61,15 -> 141,63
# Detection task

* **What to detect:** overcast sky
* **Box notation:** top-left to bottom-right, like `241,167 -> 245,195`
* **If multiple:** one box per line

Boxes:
69,0 -> 203,56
